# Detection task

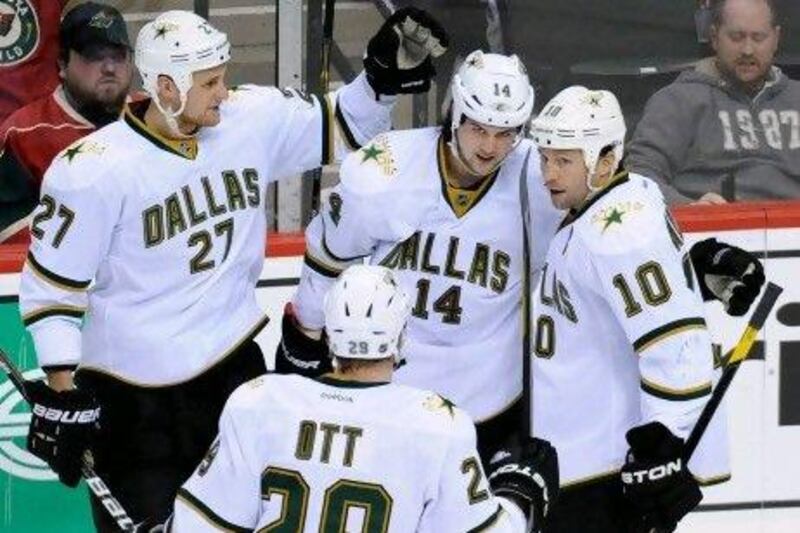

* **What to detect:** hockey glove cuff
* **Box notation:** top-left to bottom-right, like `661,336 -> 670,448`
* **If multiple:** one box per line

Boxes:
689,238 -> 764,316
364,7 -> 448,97
487,437 -> 559,532
274,303 -> 332,377
621,422 -> 702,532
26,380 -> 99,487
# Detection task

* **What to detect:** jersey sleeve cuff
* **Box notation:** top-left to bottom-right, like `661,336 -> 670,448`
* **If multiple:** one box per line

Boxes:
335,72 -> 395,147
28,317 -> 82,368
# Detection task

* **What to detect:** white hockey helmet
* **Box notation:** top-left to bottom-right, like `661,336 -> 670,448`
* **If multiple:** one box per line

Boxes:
324,265 -> 411,364
531,85 -> 626,182
450,50 -> 535,137
135,10 -> 230,118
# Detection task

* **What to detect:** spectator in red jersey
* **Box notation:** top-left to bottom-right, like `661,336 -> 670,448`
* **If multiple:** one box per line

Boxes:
0,0 -> 67,124
0,1 -> 132,243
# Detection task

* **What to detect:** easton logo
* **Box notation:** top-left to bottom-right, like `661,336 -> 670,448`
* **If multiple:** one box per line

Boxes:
621,459 -> 683,484
0,368 -> 56,481
0,0 -> 39,67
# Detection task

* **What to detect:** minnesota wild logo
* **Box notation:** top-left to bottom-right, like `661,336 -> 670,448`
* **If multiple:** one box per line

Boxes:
0,0 -> 39,67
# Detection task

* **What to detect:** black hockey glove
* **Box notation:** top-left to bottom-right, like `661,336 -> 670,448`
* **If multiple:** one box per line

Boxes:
621,422 -> 702,533
26,380 -> 99,487
364,7 -> 448,97
487,437 -> 559,532
689,238 -> 764,316
274,304 -> 332,377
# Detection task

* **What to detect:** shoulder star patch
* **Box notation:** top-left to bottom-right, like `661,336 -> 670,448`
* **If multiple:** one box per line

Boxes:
424,393 -> 457,419
361,144 -> 383,163
602,207 -> 625,231
61,142 -> 85,163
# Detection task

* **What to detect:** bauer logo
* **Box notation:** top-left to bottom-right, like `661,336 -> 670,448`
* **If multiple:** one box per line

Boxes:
0,368 -> 57,481
0,0 -> 40,67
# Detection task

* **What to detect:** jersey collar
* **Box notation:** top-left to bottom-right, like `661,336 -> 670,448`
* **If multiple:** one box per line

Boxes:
123,100 -> 199,160
316,375 -> 390,388
436,136 -> 500,219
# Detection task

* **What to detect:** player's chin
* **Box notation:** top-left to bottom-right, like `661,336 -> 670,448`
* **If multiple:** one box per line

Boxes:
472,156 -> 497,175
200,109 -> 222,127
549,190 -> 569,209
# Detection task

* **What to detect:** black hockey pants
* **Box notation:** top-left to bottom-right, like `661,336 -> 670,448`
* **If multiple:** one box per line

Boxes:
75,340 -> 266,532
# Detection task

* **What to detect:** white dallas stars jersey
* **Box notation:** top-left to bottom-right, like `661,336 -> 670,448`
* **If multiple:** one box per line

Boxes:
531,172 -> 727,486
19,74 -> 392,385
293,128 -> 562,421
171,373 -> 526,532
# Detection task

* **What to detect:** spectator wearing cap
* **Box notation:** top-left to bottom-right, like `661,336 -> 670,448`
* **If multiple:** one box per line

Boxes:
0,1 -> 132,243
627,0 -> 800,203
0,0 -> 68,124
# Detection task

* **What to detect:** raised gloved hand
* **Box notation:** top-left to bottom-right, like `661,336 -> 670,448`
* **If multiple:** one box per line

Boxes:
364,7 -> 448,97
274,303 -> 331,377
487,437 -> 559,532
621,422 -> 702,533
26,380 -> 99,487
689,238 -> 765,316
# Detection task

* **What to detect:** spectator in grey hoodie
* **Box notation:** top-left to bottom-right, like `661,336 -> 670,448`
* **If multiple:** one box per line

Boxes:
627,0 -> 800,204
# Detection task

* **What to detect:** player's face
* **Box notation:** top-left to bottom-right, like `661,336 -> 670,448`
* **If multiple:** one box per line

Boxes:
539,148 -> 590,210
455,119 -> 518,176
62,45 -> 132,113
181,64 -> 230,129
711,0 -> 779,90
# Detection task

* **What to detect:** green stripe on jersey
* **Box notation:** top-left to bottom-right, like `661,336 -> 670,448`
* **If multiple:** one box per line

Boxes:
176,488 -> 250,533
634,317 -> 707,354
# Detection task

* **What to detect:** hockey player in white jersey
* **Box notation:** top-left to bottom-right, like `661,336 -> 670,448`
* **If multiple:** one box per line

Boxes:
528,86 -> 764,533
275,49 -> 765,468
276,50 -> 563,463
18,8 -> 448,530
170,265 -> 560,533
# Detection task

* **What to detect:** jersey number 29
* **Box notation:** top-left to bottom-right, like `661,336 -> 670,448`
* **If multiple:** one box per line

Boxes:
261,467 -> 392,532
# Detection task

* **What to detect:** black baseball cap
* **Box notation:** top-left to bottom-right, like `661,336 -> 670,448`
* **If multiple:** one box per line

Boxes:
60,2 -> 130,53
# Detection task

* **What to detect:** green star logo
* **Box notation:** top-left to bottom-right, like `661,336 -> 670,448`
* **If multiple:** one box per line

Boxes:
602,207 -> 625,231
423,393 -> 457,419
361,144 -> 383,163
154,23 -> 173,39
584,92 -> 604,107
440,396 -> 457,418
61,142 -> 85,163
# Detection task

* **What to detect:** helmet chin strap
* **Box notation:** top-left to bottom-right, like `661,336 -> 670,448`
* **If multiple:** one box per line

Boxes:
152,91 -> 193,139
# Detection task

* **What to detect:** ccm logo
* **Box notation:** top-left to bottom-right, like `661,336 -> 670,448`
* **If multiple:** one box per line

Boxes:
622,459 -> 682,484
32,405 -> 100,423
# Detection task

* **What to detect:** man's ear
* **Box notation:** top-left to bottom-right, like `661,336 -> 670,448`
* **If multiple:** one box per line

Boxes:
595,150 -> 617,182
709,23 -> 720,53
57,55 -> 68,81
156,75 -> 179,110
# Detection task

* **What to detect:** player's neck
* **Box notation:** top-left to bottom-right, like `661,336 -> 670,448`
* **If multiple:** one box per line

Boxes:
444,146 -> 487,189
329,359 -> 394,383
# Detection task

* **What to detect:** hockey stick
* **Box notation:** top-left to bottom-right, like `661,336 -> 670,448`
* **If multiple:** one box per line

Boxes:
308,0 -> 337,217
683,281 -> 783,460
648,282 -> 783,533
518,147 -> 533,438
0,347 -> 136,532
